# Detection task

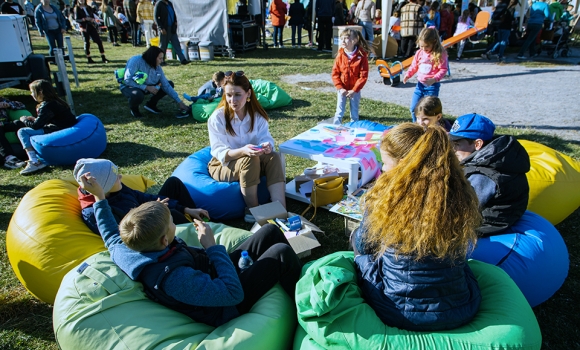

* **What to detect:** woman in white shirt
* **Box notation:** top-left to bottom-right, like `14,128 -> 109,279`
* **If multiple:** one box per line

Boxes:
207,71 -> 286,223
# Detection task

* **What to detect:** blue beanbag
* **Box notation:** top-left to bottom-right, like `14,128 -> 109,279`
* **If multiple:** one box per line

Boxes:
468,211 -> 569,307
172,147 -> 270,220
31,114 -> 107,165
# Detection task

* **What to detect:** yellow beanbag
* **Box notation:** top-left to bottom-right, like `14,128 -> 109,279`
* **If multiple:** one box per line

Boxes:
521,140 -> 580,225
6,175 -> 154,304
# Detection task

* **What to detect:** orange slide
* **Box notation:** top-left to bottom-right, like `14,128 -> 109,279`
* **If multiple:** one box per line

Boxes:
376,11 -> 491,85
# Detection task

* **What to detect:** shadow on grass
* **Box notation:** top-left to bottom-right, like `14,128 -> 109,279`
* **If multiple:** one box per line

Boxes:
101,142 -> 190,166
0,297 -> 55,343
507,132 -> 580,153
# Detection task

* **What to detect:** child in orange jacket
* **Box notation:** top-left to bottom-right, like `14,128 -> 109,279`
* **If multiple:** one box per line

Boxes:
331,28 -> 370,125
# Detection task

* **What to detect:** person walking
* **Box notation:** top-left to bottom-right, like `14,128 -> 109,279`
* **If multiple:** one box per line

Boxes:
123,0 -> 139,46
316,0 -> 334,51
400,0 -> 424,58
154,0 -> 188,65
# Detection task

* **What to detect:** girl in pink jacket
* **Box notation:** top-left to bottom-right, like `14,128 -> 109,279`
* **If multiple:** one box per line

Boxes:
402,27 -> 448,122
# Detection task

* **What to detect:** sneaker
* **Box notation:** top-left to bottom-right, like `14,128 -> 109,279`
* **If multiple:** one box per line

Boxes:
20,161 -> 47,175
456,57 -> 461,61
3,155 -> 26,169
517,55 -> 526,60
144,104 -> 162,114
176,109 -> 190,119
181,60 -> 190,65
130,108 -> 143,118
280,45 -> 285,48
244,208 -> 256,224
482,51 -> 491,60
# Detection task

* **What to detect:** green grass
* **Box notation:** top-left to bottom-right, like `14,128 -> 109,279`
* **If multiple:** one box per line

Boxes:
1,30 -> 580,349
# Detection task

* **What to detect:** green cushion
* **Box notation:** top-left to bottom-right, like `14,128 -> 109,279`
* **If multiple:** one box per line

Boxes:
53,223 -> 296,350
191,79 -> 292,122
294,252 -> 542,350
6,109 -> 32,144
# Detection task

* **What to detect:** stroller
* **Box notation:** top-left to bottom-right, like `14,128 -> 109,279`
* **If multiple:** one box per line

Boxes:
540,19 -> 573,58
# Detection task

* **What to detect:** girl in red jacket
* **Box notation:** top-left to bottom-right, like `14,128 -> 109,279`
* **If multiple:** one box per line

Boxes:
332,28 -> 370,125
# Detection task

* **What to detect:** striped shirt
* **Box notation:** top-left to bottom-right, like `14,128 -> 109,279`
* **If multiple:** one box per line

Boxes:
400,2 -> 424,37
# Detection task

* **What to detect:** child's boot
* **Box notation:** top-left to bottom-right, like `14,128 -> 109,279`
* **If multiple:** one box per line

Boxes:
101,55 -> 109,63
87,56 -> 96,64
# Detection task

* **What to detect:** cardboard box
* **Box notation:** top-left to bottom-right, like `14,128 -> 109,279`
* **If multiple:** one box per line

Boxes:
372,35 -> 399,59
250,201 -> 322,258
333,25 -> 363,58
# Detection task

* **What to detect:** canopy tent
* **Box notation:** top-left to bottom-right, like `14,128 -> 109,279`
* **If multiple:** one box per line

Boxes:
173,0 -> 230,46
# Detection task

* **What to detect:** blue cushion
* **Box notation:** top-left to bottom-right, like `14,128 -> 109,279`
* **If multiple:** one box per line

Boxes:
31,114 -> 107,166
468,210 -> 569,307
172,147 -> 270,220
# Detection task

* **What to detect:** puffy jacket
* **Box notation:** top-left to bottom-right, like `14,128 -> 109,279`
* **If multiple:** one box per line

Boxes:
331,47 -> 369,92
270,0 -> 287,27
354,226 -> 481,331
461,135 -> 530,236
139,239 -> 240,327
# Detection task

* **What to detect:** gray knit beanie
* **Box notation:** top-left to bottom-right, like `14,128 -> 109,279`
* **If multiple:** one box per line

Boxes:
73,158 -> 119,194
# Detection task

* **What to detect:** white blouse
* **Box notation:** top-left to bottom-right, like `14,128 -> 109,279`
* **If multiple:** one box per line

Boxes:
207,107 -> 276,166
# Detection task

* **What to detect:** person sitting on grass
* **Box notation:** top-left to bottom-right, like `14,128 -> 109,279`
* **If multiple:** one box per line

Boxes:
353,123 -> 482,331
77,172 -> 301,327
414,96 -> 452,131
183,71 -> 225,103
449,113 -> 530,236
74,158 -> 209,235
0,95 -> 27,169
1,79 -> 77,175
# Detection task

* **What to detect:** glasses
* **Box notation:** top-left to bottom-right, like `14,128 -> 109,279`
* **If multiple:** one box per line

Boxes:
225,70 -> 245,79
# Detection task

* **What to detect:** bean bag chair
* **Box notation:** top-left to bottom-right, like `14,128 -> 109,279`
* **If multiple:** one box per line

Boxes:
295,252 -> 542,350
468,211 -> 569,307
31,113 -> 107,166
520,139 -> 580,225
6,175 -> 154,304
191,79 -> 292,122
53,225 -> 296,350
172,146 -> 271,220
5,109 -> 32,144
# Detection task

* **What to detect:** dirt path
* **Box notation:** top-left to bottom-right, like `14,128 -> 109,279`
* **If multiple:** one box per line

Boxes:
283,56 -> 580,142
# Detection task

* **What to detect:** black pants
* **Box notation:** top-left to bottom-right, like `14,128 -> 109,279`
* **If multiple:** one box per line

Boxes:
230,224 -> 302,314
317,16 -> 333,50
120,80 -> 174,112
82,24 -> 105,56
157,176 -> 196,225
0,120 -> 25,159
107,26 -> 119,44
401,35 -> 416,58
128,20 -> 138,46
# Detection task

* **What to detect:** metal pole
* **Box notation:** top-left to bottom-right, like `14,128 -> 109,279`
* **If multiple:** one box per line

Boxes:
65,36 -> 79,87
53,48 -> 75,115
381,0 -> 393,58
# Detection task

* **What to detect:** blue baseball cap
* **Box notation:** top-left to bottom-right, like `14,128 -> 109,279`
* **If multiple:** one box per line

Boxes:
449,114 -> 496,141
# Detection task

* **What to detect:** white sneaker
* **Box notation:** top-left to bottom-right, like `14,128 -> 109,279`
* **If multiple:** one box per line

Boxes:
20,160 -> 47,175
4,155 -> 26,169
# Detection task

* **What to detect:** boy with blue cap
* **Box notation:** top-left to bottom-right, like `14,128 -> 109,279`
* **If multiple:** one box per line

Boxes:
449,114 -> 530,236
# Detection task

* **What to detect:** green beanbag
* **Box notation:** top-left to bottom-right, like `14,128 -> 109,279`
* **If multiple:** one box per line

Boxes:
5,109 -> 32,144
294,252 -> 542,350
53,223 -> 296,350
191,79 -> 292,122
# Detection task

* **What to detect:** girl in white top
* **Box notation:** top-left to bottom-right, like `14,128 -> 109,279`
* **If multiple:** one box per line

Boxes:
207,71 -> 286,223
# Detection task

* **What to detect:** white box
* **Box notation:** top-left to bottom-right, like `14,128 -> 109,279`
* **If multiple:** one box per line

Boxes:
0,15 -> 32,62
249,201 -> 322,258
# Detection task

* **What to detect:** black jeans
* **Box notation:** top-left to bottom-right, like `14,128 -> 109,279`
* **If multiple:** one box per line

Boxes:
82,24 -> 105,56
229,224 -> 302,314
120,80 -> 174,112
157,176 -> 196,224
401,35 -> 416,58
107,25 -> 119,44
128,20 -> 138,46
317,16 -> 333,50
0,120 -> 25,159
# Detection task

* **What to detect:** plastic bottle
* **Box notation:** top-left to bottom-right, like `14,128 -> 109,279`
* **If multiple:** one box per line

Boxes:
238,250 -> 254,270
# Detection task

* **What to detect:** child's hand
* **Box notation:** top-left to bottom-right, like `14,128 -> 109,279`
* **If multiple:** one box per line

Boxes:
346,90 -> 355,98
193,219 -> 216,249
402,76 -> 408,84
424,78 -> 437,86
185,208 -> 210,221
19,116 -> 35,122
156,197 -> 170,205
79,173 -> 106,201
339,88 -> 347,96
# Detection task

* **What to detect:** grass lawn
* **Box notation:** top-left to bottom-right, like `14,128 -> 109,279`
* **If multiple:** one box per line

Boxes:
1,30 -> 579,349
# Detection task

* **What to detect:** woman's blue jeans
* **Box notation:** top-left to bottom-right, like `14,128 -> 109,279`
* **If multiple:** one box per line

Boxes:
45,28 -> 64,56
410,81 -> 441,122
490,29 -> 511,58
291,24 -> 303,46
273,26 -> 284,47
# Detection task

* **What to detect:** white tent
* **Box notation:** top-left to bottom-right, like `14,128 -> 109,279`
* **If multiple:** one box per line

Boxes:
173,0 -> 230,46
